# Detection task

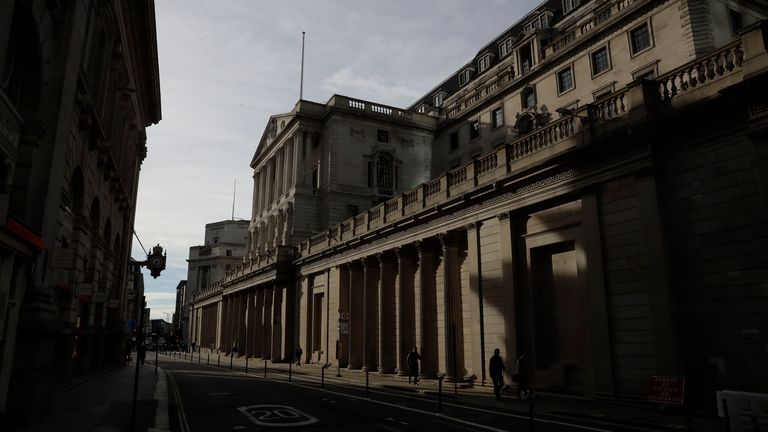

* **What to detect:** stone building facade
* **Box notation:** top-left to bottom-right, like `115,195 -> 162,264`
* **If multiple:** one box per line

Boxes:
0,0 -> 160,421
183,219 -> 249,343
190,0 -> 768,406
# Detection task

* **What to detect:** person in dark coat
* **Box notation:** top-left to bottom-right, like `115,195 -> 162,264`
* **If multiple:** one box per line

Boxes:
295,345 -> 303,367
406,346 -> 421,384
489,348 -> 505,400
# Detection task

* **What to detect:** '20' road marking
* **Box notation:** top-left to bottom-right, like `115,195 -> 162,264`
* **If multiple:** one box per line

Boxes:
238,405 -> 318,427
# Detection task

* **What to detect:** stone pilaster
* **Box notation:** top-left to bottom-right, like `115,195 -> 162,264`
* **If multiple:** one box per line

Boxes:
465,222 -> 485,383
417,241 -> 438,378
261,287 -> 273,359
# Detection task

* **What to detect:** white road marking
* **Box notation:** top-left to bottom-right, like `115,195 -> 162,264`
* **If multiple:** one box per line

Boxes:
238,405 -> 318,427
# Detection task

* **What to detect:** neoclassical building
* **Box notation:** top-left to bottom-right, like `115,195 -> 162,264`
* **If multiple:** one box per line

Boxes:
0,0 -> 160,421
190,0 -> 768,405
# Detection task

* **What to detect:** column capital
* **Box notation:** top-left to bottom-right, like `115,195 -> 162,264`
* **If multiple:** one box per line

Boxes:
497,211 -> 511,222
465,221 -> 481,231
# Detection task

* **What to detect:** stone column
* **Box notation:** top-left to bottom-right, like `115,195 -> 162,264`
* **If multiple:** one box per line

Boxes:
466,222 -> 486,383
261,286 -> 273,359
253,289 -> 264,358
377,252 -> 396,373
348,261 -> 364,369
417,241 -> 438,378
238,292 -> 248,357
284,140 -> 294,192
395,248 -> 417,376
497,212 -> 522,386
275,148 -> 284,198
438,233 -> 462,381
272,284 -> 284,361
252,172 -> 259,217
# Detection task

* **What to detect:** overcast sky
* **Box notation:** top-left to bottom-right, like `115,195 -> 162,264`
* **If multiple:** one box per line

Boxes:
132,0 -> 542,320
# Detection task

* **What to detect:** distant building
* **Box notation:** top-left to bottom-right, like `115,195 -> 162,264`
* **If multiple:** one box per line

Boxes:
192,0 -> 768,407
0,0 -> 160,421
184,220 -> 249,345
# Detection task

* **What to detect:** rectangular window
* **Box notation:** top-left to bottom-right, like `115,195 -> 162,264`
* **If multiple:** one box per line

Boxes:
591,47 -> 610,76
557,67 -> 574,94
417,104 -> 426,113
478,55 -> 490,73
729,9 -> 743,34
377,129 -> 389,143
563,0 -> 580,14
469,120 -> 480,140
459,69 -> 471,86
492,107 -> 504,128
523,88 -> 536,108
629,23 -> 651,55
450,132 -> 459,151
433,92 -> 445,107
499,37 -> 513,57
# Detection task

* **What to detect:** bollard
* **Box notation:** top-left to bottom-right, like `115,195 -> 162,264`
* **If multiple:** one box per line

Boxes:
230,353 -> 234,370
289,360 -> 292,382
365,369 -> 370,398
217,354 -> 221,367
438,374 -> 444,414
528,390 -> 535,432
198,351 -> 201,364
207,353 -> 210,365
245,357 -> 248,374
264,360 -> 267,379
321,364 -> 325,389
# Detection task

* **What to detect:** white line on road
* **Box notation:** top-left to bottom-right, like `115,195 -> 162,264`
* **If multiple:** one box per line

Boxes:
167,372 -> 191,432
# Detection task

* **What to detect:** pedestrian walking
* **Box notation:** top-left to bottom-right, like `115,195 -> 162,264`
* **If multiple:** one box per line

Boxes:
406,346 -> 421,384
489,348 -> 505,400
295,345 -> 303,367
138,343 -> 146,365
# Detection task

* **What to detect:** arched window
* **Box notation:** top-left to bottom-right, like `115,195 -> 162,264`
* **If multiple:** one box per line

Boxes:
522,87 -> 536,109
103,218 -> 112,251
376,153 -> 393,192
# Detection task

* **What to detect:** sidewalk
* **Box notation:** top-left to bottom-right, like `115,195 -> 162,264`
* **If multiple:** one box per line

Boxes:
21,360 -> 169,432
182,349 -> 726,432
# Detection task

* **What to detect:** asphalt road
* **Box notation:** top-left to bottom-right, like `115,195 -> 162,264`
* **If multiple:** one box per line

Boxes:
159,355 -> 641,432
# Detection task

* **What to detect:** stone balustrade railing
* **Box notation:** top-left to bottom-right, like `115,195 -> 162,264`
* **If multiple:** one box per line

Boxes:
657,40 -> 744,102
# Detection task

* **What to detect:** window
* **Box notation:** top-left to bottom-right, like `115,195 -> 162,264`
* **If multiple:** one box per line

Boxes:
522,87 -> 536,108
499,37 -> 513,58
377,129 -> 389,143
459,68 -> 471,86
450,132 -> 459,151
524,14 -> 549,31
492,107 -> 504,128
729,9 -> 743,34
591,46 -> 610,76
478,54 -> 491,73
469,120 -> 480,140
563,0 -> 580,14
433,91 -> 446,107
629,22 -> 652,55
226,250 -> 232,257
376,154 -> 393,192
632,61 -> 659,81
557,67 -> 574,94
367,162 -> 373,187
417,104 -> 426,113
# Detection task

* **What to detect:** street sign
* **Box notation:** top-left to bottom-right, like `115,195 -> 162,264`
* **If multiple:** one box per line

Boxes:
647,376 -> 685,404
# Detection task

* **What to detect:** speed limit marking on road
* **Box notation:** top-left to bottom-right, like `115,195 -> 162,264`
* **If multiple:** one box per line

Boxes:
238,405 -> 318,427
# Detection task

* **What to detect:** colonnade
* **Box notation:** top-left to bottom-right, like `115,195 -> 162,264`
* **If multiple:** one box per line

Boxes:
300,230 -> 477,382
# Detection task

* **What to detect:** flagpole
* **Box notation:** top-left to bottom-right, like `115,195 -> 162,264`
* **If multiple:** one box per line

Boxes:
300,31 -> 305,100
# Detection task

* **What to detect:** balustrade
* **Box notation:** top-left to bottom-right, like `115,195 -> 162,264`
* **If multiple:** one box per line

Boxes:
657,42 -> 743,102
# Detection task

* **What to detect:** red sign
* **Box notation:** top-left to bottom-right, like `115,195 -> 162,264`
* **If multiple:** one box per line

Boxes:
647,376 -> 685,404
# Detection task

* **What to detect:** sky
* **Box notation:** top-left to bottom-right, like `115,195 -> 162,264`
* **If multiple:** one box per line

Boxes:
132,0 -> 542,320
